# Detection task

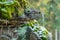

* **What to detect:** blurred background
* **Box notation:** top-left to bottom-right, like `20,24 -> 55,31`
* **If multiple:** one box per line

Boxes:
27,0 -> 60,40
0,0 -> 60,40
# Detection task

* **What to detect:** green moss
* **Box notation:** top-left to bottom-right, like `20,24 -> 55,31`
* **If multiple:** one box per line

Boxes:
0,0 -> 27,20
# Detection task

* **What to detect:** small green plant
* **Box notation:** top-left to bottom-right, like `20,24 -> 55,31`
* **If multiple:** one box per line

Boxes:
17,20 -> 48,40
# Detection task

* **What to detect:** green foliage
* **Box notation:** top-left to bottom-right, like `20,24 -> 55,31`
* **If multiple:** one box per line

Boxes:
0,0 -> 27,19
16,20 -> 48,40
